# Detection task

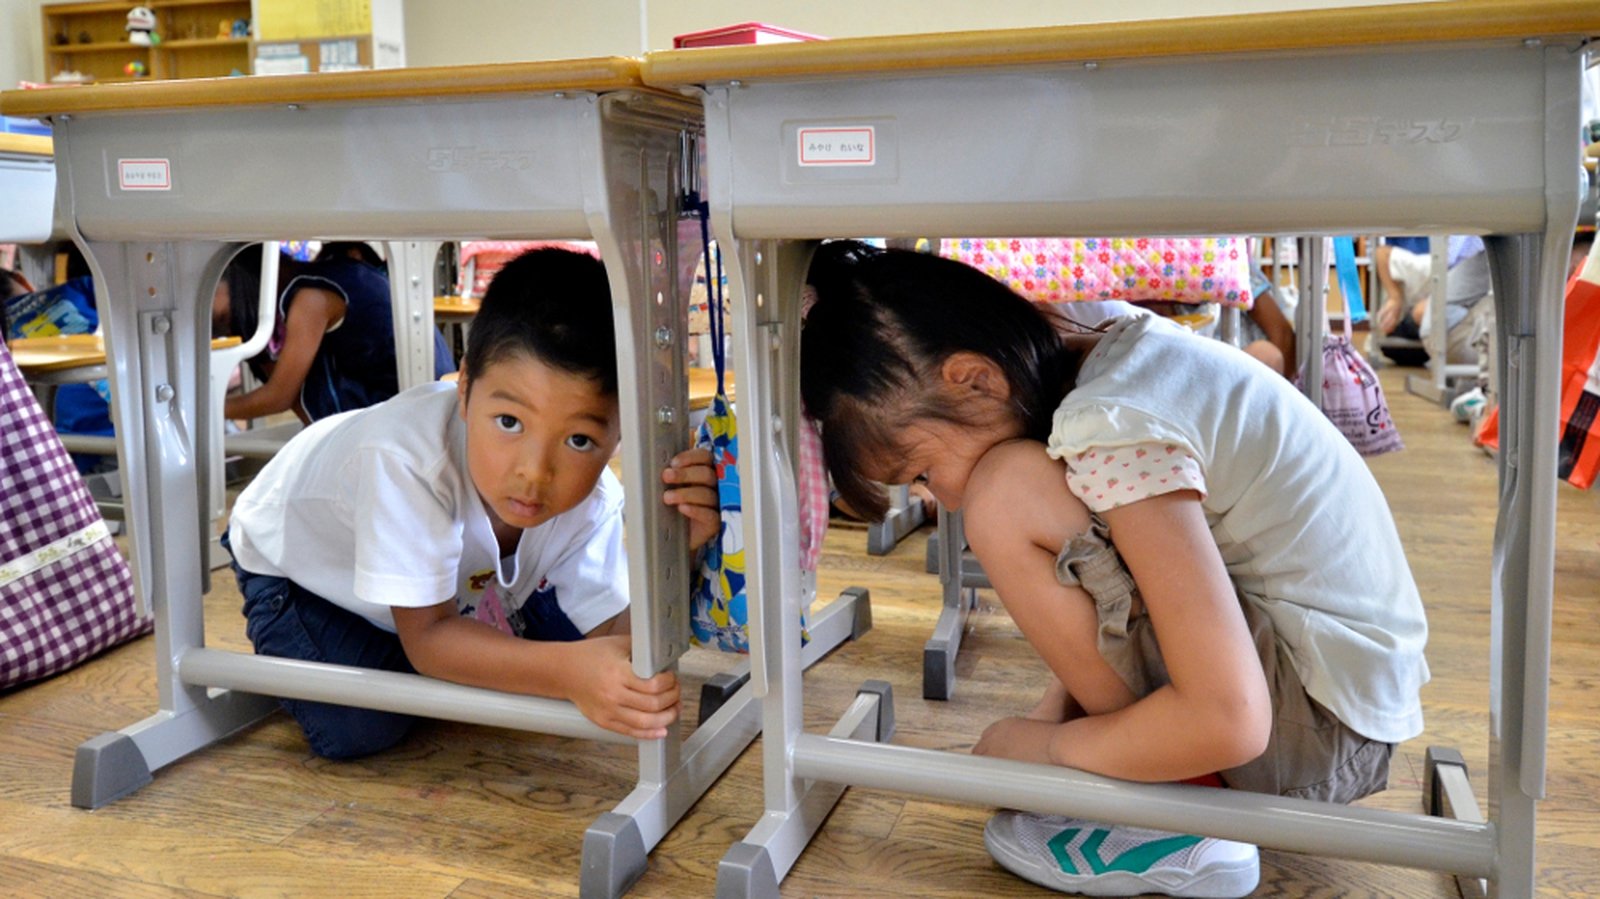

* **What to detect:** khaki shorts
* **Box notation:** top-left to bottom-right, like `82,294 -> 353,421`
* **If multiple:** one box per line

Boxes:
1055,519 -> 1393,803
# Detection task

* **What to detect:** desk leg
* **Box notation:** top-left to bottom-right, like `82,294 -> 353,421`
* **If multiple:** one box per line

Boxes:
1478,230 -> 1565,899
71,241 -> 277,809
580,96 -> 778,896
1294,237 -> 1327,405
387,240 -> 442,389
924,506 -> 980,701
866,483 -> 926,555
703,236 -> 891,896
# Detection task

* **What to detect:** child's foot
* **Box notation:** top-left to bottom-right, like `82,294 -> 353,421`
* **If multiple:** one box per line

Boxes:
1450,386 -> 1486,424
984,810 -> 1260,897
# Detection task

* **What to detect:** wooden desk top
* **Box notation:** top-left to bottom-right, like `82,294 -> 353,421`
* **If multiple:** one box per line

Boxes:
434,295 -> 481,319
0,133 -> 51,157
10,334 -> 240,374
0,57 -> 644,118
642,0 -> 1600,86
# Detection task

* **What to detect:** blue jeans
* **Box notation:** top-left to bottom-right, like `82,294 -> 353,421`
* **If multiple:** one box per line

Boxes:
221,531 -> 588,759
223,530 -> 417,759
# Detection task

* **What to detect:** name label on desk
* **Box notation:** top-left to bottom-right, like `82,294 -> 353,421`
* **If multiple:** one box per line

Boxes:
798,127 -> 876,166
117,159 -> 172,191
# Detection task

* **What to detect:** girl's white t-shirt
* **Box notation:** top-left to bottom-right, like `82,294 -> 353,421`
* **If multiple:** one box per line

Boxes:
1047,315 -> 1429,744
228,382 -> 628,636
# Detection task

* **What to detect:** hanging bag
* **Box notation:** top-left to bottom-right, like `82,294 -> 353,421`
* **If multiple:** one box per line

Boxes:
685,211 -> 814,652
1305,237 -> 1404,457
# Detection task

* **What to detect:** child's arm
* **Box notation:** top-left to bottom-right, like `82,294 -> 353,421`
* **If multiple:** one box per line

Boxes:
393,603 -> 680,740
223,286 -> 343,421
965,441 -> 1271,782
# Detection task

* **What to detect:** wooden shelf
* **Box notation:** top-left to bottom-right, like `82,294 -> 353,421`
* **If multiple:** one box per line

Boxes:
42,0 -> 250,83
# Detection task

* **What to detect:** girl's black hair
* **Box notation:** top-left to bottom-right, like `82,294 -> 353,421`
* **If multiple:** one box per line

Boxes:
218,245 -> 270,381
315,241 -> 388,271
461,248 -> 617,395
801,240 -> 1076,520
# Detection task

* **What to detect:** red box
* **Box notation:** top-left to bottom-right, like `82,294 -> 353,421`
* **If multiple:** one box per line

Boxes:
673,22 -> 823,49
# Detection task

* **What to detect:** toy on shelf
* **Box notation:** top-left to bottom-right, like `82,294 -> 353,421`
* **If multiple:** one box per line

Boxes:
124,60 -> 147,78
126,7 -> 158,46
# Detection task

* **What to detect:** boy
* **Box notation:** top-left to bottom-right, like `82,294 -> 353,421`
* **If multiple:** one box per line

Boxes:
223,248 -> 719,758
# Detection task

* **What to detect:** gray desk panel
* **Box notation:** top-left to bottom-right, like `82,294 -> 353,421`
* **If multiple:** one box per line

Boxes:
713,44 -> 1552,239
56,95 -> 595,241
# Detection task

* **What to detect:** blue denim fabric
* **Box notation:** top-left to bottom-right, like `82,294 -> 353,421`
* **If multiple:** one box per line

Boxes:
222,530 -> 418,760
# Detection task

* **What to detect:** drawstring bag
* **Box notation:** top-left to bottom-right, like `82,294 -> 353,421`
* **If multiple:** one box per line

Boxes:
686,212 -> 813,652
1302,237 -> 1403,457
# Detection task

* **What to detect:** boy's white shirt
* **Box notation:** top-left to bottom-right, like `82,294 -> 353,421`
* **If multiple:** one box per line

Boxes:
1048,314 -> 1429,744
228,382 -> 628,635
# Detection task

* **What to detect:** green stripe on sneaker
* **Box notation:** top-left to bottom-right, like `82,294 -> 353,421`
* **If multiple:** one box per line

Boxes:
1081,829 -> 1204,874
1046,828 -> 1083,874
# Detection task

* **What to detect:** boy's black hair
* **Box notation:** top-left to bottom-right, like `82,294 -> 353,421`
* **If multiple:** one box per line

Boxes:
801,240 -> 1075,521
462,248 -> 617,395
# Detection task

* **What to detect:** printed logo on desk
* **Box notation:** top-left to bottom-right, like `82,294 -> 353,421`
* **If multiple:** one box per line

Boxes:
117,158 -> 171,191
798,127 -> 875,166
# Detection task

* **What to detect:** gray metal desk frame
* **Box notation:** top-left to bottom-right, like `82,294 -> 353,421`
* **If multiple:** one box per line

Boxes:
2,66 -> 867,898
647,12 -> 1591,897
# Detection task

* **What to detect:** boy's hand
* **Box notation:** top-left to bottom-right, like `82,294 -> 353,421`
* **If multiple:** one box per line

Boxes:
567,635 -> 680,740
662,447 -> 721,551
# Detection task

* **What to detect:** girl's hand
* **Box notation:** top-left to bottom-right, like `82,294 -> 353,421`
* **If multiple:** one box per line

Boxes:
973,716 -> 1058,766
566,635 -> 680,740
662,448 -> 721,551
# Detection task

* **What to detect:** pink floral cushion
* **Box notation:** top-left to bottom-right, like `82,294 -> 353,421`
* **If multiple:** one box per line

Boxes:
939,237 -> 1254,308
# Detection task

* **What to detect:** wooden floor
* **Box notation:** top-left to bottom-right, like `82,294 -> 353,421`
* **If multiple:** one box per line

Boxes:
3,363 -> 1599,897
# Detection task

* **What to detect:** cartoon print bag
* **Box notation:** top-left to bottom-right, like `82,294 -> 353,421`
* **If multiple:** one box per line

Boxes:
1304,237 -> 1403,457
686,222 -> 811,652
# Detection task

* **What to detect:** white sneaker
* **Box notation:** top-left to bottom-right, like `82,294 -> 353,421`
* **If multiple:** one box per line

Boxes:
1450,387 -> 1486,423
984,810 -> 1260,898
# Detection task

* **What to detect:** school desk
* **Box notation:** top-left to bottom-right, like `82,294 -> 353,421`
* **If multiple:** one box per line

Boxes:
641,1 -> 1597,895
0,58 -> 868,899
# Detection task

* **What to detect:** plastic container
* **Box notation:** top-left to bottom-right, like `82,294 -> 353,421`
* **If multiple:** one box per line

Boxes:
673,22 -> 823,48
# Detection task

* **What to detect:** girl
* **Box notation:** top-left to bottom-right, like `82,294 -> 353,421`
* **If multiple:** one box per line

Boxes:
801,240 -> 1429,898
212,243 -> 455,424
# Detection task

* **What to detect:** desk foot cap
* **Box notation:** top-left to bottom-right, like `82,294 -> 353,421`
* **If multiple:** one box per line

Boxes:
698,671 -> 752,727
580,812 -> 647,899
71,731 -> 153,809
858,679 -> 896,742
716,842 -> 779,899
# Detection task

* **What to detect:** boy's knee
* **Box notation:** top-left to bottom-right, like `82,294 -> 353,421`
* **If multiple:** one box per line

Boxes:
287,699 -> 415,760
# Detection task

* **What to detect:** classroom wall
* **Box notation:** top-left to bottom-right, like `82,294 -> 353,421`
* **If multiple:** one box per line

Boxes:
402,0 -> 1434,67
2,0 -> 40,91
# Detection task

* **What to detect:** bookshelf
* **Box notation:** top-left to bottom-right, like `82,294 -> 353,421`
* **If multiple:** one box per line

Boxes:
42,1 -> 253,84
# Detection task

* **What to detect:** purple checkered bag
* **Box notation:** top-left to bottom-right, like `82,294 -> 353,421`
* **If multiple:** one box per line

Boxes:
1,342 -> 148,690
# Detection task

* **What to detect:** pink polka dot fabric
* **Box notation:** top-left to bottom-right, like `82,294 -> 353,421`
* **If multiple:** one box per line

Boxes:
1063,442 -> 1207,512
939,237 -> 1254,308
